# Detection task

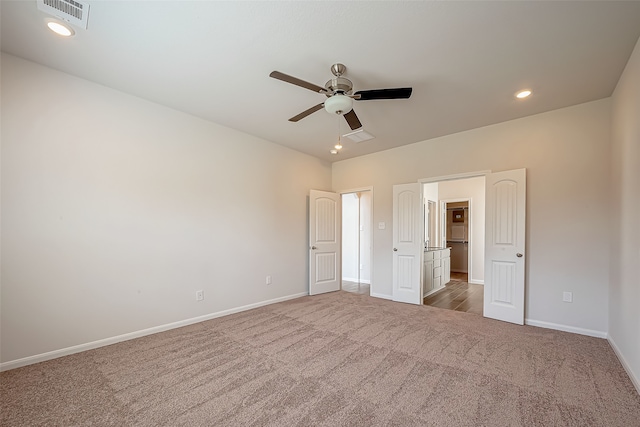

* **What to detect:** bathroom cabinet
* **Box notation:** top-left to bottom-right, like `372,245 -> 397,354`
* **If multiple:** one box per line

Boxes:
423,247 -> 451,298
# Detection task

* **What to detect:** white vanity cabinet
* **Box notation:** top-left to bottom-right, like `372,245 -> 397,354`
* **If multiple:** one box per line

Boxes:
423,247 -> 451,298
423,256 -> 434,295
442,251 -> 451,285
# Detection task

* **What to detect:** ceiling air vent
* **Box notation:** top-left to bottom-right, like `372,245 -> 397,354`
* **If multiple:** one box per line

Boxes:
343,129 -> 375,143
37,0 -> 90,30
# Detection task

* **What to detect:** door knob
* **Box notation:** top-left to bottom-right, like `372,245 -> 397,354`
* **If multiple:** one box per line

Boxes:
311,246 -> 317,250
393,248 -> 398,252
516,253 -> 523,258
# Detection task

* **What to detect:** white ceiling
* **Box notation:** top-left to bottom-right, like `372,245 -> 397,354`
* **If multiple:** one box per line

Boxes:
2,1 -> 640,162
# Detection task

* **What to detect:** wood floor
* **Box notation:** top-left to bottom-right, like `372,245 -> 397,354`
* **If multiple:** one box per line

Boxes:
343,275 -> 482,316
423,272 -> 484,315
342,280 -> 370,295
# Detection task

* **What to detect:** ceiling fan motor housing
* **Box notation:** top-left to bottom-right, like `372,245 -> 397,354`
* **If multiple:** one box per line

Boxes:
325,77 -> 353,96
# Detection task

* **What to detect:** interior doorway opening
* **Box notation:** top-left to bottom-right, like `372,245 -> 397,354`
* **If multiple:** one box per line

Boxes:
389,169 -> 525,323
341,191 -> 372,295
421,176 -> 485,315
445,200 -> 469,279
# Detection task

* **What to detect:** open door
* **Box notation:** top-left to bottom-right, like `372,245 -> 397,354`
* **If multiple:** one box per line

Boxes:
392,183 -> 423,304
309,190 -> 341,295
440,201 -> 447,252
484,169 -> 526,324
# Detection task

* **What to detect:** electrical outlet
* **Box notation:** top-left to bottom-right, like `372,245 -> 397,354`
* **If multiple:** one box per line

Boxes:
196,290 -> 204,301
266,275 -> 272,285
562,291 -> 573,303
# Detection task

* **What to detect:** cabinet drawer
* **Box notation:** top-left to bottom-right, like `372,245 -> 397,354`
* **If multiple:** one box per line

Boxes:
433,250 -> 442,259
424,251 -> 434,260
433,266 -> 442,278
433,259 -> 441,268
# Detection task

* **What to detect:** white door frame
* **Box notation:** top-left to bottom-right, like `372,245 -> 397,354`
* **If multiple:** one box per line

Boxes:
420,171 -> 491,184
338,186 -> 374,294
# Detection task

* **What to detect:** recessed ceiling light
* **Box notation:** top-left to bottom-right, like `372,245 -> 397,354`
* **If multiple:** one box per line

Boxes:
47,21 -> 75,37
515,89 -> 532,99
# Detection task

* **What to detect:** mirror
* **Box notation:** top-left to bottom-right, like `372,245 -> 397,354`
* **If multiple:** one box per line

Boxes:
425,200 -> 437,248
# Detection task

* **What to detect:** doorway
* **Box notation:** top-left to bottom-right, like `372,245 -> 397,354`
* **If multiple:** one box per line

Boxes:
445,200 -> 469,279
341,190 -> 372,295
387,168 -> 526,323
421,176 -> 485,314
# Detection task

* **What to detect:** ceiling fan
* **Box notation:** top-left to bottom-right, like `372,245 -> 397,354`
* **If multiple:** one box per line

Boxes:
269,63 -> 412,130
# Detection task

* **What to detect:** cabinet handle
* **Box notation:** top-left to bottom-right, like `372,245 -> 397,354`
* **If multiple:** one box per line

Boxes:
393,248 -> 398,252
516,253 -> 523,258
311,246 -> 317,250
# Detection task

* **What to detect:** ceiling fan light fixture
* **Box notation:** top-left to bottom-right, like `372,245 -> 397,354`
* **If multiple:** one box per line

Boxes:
324,94 -> 353,115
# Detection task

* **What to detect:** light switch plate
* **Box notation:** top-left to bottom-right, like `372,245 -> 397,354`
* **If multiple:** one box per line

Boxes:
378,222 -> 385,230
563,291 -> 573,303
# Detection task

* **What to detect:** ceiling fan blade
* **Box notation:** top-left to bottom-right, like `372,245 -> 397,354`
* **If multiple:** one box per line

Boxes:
289,103 -> 325,122
270,71 -> 328,94
343,109 -> 362,130
354,87 -> 413,100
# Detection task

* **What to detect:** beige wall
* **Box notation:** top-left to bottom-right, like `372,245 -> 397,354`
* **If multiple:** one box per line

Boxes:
0,54 -> 332,364
610,36 -> 640,391
333,99 -> 611,335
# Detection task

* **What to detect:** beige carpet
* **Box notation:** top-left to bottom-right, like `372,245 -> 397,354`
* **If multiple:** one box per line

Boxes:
2,291 -> 639,426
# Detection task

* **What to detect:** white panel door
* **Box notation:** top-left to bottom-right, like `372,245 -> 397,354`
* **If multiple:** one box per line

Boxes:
484,169 -> 526,324
309,190 -> 341,295
392,183 -> 423,304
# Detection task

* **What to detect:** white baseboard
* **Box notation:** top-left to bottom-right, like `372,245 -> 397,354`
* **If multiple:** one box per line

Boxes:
607,336 -> 640,395
468,279 -> 484,285
0,292 -> 308,372
423,286 -> 444,298
342,277 -> 371,284
524,318 -> 607,339
370,292 -> 392,300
